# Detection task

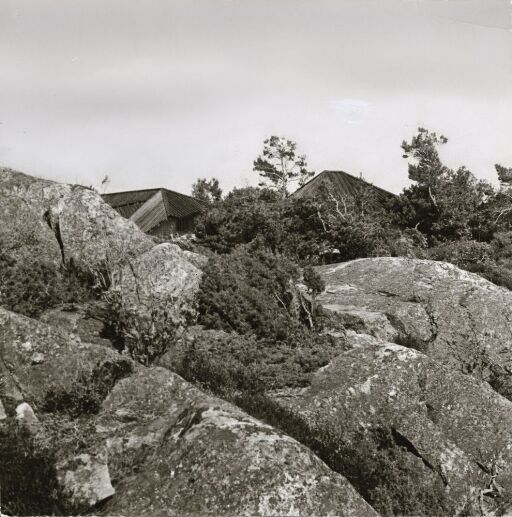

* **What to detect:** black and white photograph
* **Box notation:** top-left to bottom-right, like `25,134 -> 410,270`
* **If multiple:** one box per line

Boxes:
1,1 -> 512,516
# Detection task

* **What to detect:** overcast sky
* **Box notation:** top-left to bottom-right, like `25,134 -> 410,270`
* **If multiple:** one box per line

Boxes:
1,0 -> 511,195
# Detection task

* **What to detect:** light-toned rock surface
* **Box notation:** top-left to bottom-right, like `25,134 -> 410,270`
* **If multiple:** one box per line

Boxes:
0,167 -> 152,269
272,337 -> 512,515
116,243 -> 202,313
0,307 -> 376,516
57,450 -> 115,508
314,257 -> 512,399
0,399 -> 8,420
15,402 -> 39,425
40,303 -> 115,349
98,368 -> 377,517
0,307 -> 134,407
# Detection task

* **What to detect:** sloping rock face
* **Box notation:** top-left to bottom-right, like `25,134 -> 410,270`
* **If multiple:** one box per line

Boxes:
115,243 -> 202,318
39,303 -> 114,349
0,191 -> 62,265
314,257 -> 512,399
0,307 -> 135,511
0,307 -> 133,412
98,368 -> 376,517
0,308 -> 375,516
272,338 -> 512,515
0,168 -> 152,269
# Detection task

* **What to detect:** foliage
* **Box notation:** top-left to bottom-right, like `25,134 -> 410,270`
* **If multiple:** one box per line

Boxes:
496,164 -> 512,186
0,246 -> 96,318
191,177 -> 223,203
488,164 -> 512,227
395,128 -> 495,242
303,266 -> 325,297
427,239 -> 492,270
194,187 -> 283,254
175,329 -> 342,393
0,420 -> 63,516
194,183 -> 402,265
196,246 -> 314,341
101,289 -> 180,366
253,136 -> 314,198
426,237 -> 512,291
42,359 -> 133,417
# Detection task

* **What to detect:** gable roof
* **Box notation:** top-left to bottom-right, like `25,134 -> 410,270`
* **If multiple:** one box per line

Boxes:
103,188 -> 205,218
291,170 -> 396,204
102,187 -> 205,232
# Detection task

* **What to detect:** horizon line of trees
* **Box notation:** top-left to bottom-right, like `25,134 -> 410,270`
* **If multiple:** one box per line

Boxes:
189,128 -> 512,290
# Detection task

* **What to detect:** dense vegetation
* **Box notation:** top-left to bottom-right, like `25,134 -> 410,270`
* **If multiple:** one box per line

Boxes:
182,129 -> 512,516
194,128 -> 512,288
0,247 -> 97,318
2,128 -> 512,516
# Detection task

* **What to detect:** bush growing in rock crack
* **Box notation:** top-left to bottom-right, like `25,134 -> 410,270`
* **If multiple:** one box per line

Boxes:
100,289 -> 183,366
0,245 -> 97,318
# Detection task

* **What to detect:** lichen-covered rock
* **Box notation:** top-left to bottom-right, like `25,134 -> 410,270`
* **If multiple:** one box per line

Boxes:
0,192 -> 62,265
0,168 -> 152,269
272,338 -> 512,515
57,449 -> 115,508
98,368 -> 377,517
0,308 -> 374,516
39,303 -> 114,349
111,243 -> 203,334
314,258 -> 512,399
15,402 -> 39,426
116,243 -> 202,313
0,307 -> 134,409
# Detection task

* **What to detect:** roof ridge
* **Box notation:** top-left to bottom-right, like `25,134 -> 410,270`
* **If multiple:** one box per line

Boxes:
290,169 -> 396,199
160,187 -> 206,204
323,170 -> 395,196
102,187 -> 160,196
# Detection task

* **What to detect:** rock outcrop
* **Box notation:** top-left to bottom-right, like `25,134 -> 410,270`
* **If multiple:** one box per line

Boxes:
98,368 -> 377,517
313,257 -> 512,399
0,168 -> 152,269
115,242 -> 203,319
0,307 -> 375,516
272,337 -> 512,515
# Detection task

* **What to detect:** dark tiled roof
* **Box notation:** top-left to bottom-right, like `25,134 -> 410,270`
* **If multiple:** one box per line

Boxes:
160,188 -> 206,219
102,189 -> 160,219
102,187 -> 205,232
291,170 -> 396,203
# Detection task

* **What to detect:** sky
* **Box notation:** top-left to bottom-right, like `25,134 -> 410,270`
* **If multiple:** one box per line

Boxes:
1,0 -> 511,196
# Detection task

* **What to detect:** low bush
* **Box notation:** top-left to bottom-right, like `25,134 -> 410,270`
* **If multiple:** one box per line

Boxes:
0,249 -> 97,318
427,239 -> 491,270
175,330 -> 343,393
100,290 -> 181,366
0,420 -> 63,516
42,359 -> 133,417
196,246 -> 326,341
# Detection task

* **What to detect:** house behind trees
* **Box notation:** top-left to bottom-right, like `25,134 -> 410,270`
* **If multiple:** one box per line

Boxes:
291,170 -> 396,205
102,188 -> 205,237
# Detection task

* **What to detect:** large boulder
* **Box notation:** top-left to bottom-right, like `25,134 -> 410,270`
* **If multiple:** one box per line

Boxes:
0,307 -> 134,412
97,368 -> 377,517
0,307 -> 375,516
0,307 -> 136,511
115,243 -> 202,317
0,168 -> 152,270
0,192 -> 62,265
313,257 -> 512,399
271,336 -> 512,515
